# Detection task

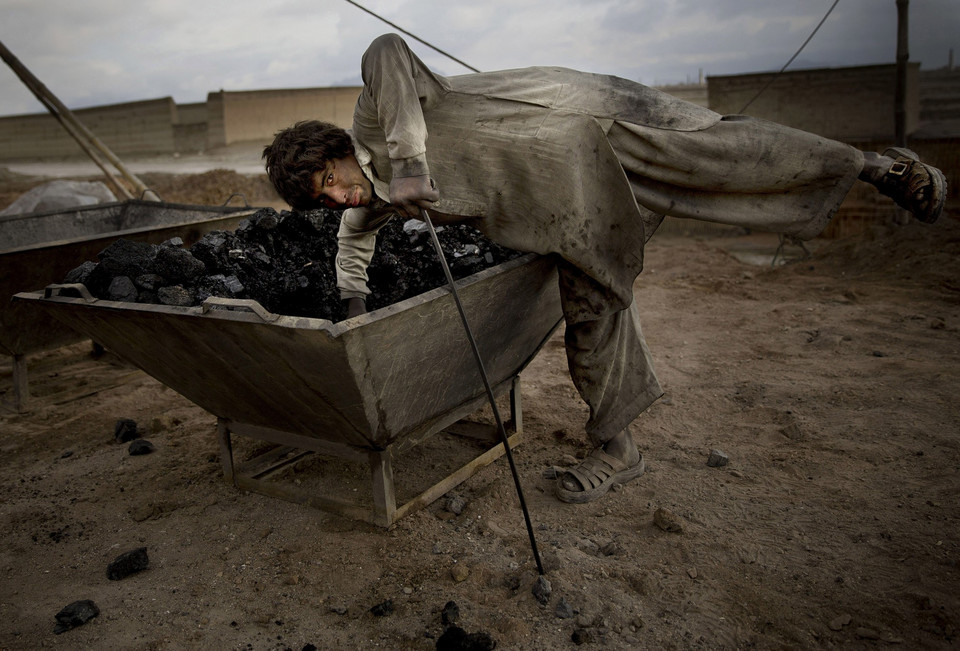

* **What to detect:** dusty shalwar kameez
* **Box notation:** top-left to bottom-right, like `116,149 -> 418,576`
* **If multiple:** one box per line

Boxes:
336,34 -> 864,445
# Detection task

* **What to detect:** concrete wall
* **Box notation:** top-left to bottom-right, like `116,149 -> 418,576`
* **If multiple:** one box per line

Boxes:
708,63 -> 920,140
0,97 -> 179,160
206,87 -> 362,148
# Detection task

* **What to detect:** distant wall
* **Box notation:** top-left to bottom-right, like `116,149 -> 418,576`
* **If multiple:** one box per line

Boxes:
206,87 -> 362,148
0,97 -> 178,160
0,87 -> 361,161
708,63 -> 920,140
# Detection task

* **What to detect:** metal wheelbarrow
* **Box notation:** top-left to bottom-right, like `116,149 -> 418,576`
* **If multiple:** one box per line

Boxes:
16,253 -> 563,526
0,199 -> 259,411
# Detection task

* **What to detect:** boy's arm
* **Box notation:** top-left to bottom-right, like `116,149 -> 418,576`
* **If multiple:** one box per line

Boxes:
335,205 -> 395,311
355,33 -> 445,215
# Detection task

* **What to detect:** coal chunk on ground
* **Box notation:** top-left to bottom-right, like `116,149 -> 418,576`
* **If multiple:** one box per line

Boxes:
369,599 -> 394,617
128,439 -> 155,456
113,419 -> 139,443
441,600 -> 460,626
436,626 -> 497,651
107,547 -> 149,580
53,599 -> 99,634
63,207 -> 524,323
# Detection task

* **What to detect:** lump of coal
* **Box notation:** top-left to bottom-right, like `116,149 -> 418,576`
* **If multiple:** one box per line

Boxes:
107,546 -> 149,580
53,599 -> 99,634
436,626 -> 497,651
64,260 -> 97,285
107,276 -> 137,302
98,239 -> 157,278
114,418 -> 139,443
62,207 -> 524,323
441,600 -> 460,627
532,575 -> 552,605
152,245 -> 206,283
158,285 -> 194,306
128,439 -> 155,456
369,599 -> 394,617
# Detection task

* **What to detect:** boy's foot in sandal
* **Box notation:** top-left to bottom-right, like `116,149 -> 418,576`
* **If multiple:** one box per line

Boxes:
557,429 -> 645,504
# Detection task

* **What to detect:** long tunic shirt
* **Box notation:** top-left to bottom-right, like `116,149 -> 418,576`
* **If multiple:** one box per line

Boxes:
336,33 -> 863,442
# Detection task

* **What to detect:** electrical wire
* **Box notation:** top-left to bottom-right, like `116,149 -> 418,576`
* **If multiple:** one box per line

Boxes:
739,0 -> 841,113
342,0 -> 480,72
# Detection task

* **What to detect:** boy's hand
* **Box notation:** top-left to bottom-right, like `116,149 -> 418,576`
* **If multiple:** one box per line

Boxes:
389,175 -> 439,217
344,297 -> 367,318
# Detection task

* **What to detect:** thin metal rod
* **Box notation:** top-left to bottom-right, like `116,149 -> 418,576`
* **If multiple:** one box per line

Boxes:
343,0 -> 481,73
421,208 -> 544,576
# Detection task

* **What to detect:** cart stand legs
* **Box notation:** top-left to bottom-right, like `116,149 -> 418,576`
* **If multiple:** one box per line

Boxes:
216,376 -> 524,527
12,354 -> 28,413
369,450 -> 396,527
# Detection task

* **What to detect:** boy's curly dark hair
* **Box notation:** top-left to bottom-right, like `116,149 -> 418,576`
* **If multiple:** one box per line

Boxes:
262,120 -> 355,211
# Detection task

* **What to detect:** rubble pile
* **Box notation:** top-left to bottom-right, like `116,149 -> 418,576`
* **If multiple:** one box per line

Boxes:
63,207 -> 523,322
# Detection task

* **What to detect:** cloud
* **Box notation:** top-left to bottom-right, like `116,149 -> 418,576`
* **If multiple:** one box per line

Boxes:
0,0 -> 956,117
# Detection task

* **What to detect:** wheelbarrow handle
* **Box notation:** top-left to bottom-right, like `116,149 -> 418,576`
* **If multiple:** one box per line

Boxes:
43,283 -> 96,301
200,297 -> 279,322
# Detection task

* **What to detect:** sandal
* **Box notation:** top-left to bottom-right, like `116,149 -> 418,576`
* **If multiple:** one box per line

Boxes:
556,448 -> 645,504
878,147 -> 946,224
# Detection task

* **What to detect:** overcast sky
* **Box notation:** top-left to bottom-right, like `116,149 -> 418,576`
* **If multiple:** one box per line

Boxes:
0,0 -> 957,117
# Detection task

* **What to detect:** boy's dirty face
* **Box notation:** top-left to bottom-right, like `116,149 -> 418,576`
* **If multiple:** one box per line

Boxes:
310,154 -> 373,210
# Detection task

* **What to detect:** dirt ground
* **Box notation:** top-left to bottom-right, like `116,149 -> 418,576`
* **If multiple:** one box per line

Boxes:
1,166 -> 958,650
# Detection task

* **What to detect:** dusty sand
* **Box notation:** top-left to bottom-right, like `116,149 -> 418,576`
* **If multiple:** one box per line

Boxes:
1,163 -> 958,650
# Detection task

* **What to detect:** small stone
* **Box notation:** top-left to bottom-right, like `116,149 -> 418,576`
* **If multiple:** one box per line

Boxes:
329,605 -> 348,615
855,627 -> 880,640
114,419 -> 139,443
445,494 -> 466,515
555,597 -> 575,619
128,439 -> 155,456
451,563 -> 470,582
707,449 -> 729,467
53,599 -> 99,634
369,599 -> 393,617
107,547 -> 149,580
599,541 -> 623,556
780,423 -> 804,441
653,508 -> 684,533
532,575 -> 552,605
687,567 -> 698,579
829,613 -> 852,631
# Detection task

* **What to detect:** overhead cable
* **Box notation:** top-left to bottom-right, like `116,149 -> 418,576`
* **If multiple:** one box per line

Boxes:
739,0 -> 841,112
343,0 -> 480,72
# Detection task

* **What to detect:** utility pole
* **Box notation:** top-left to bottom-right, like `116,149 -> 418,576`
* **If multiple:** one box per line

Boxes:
894,0 -> 909,147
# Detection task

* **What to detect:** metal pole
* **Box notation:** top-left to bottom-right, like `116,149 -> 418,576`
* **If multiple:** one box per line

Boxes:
0,39 -> 157,200
421,208 -> 545,576
895,0 -> 909,147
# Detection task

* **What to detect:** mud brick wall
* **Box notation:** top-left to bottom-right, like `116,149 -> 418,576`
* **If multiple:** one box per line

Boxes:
205,87 -> 361,149
708,63 -> 920,141
0,97 -> 178,160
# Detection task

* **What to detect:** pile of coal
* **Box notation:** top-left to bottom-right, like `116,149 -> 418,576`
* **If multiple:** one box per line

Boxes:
63,207 -> 523,322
